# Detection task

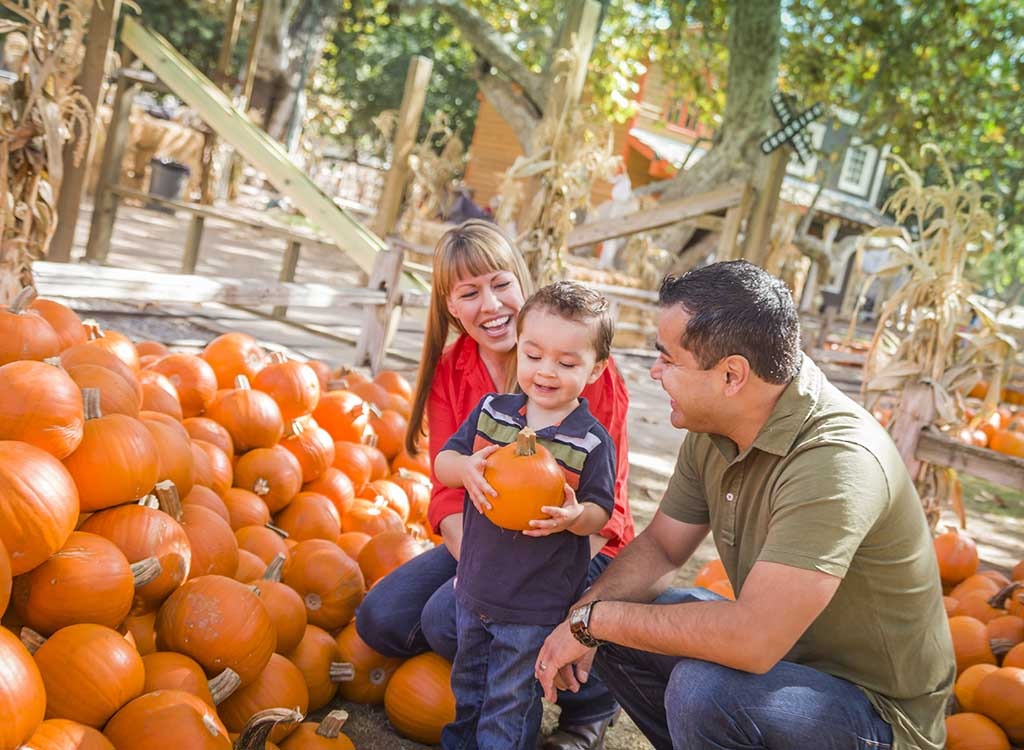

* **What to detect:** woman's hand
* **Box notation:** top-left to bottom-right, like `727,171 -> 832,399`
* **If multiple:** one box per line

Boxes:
460,444 -> 499,514
524,484 -> 584,537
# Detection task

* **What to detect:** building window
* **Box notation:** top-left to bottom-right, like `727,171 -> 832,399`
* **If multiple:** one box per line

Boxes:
837,140 -> 878,196
664,98 -> 704,136
786,122 -> 826,180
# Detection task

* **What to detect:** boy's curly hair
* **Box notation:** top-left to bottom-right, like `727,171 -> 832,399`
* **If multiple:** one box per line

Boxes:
517,281 -> 613,362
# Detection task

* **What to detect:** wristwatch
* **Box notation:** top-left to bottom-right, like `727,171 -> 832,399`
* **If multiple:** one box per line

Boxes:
569,600 -> 603,648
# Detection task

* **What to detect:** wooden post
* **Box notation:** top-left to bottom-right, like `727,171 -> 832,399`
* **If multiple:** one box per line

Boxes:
799,217 -> 840,312
372,56 -> 433,239
353,247 -> 405,373
815,305 -> 836,349
49,0 -> 122,262
215,0 -> 245,91
716,183 -> 752,262
227,0 -> 268,201
742,148 -> 788,265
891,382 -> 936,481
550,0 -> 601,112
272,240 -> 302,319
84,76 -> 139,263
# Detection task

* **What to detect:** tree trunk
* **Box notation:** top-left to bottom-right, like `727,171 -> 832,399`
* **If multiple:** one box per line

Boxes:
249,0 -> 335,142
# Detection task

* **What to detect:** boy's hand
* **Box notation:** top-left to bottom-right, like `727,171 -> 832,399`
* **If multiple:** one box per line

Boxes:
523,484 -> 583,537
462,445 -> 499,514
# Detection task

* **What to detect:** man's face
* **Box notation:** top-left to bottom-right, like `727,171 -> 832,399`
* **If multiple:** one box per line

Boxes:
649,306 -> 722,432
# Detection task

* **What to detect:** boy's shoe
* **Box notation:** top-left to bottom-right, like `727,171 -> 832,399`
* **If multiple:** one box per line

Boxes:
540,708 -> 620,750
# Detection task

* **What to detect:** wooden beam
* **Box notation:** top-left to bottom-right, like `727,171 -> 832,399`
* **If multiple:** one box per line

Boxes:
272,239 -> 302,319
716,182 -> 753,262
49,0 -> 123,262
352,248 -> 406,373
214,0 -> 244,91
916,430 -> 1024,490
373,56 -> 433,239
84,77 -> 139,263
181,215 -> 205,274
120,17 -> 387,276
742,148 -> 788,264
551,0 -> 601,112
566,181 -> 748,249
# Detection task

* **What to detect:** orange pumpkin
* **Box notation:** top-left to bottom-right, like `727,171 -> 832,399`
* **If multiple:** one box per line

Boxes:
956,663 -> 1000,712
81,324 -> 140,371
183,485 -> 231,523
285,624 -> 341,712
708,577 -> 736,600
314,391 -> 371,443
205,376 -> 283,453
138,370 -> 183,420
0,360 -> 84,458
135,340 -> 169,358
990,429 -> 1024,458
306,360 -> 332,390
391,444 -> 430,476
337,532 -> 371,561
303,467 -> 356,519
951,574 -> 1001,600
234,445 -> 302,513
11,531 -> 145,634
149,354 -> 218,418
274,491 -> 342,542
217,654 -> 308,742
235,525 -> 290,571
121,611 -> 157,656
348,380 -> 390,410
0,441 -> 79,575
341,498 -> 405,538
945,712 -> 1010,750
361,441 -> 390,482
283,539 -> 365,630
357,531 -> 423,585
222,488 -> 272,530
35,623 -> 145,727
944,596 -> 960,617
141,651 -> 231,706
334,622 -> 403,704
953,590 -> 1005,623
950,615 -> 997,674
182,416 -> 235,457
694,558 -> 728,589
29,298 -> 87,351
482,428 -> 564,531
60,342 -> 140,401
384,652 -> 456,745
191,439 -> 233,496
358,478 -> 410,522
278,710 -> 355,750
21,718 -> 115,750
0,287 -> 61,365
390,469 -> 431,523
252,556 -> 307,655
201,332 -> 266,389
66,363 -> 140,418
281,419 -> 335,483
374,370 -> 412,400
103,689 -> 232,749
253,353 -> 321,422
987,615 -> 1024,658
974,667 -> 1024,743
1004,641 -> 1024,668
155,574 -> 276,686
0,625 -> 46,749
935,527 -> 980,586
0,536 -> 10,615
1012,560 -> 1024,581
367,409 -> 408,460
80,504 -> 191,614
234,549 -> 268,583
141,413 -> 196,499
180,505 -> 239,579
332,441 -> 373,492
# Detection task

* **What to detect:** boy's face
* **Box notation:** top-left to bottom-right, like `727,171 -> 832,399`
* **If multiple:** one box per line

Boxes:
516,308 -> 607,411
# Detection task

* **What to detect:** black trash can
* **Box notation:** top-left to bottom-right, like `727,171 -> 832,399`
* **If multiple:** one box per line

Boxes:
147,158 -> 190,212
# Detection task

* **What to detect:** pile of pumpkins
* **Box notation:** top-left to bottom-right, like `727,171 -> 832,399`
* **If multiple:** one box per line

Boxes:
934,526 -> 1024,750
0,287 -> 455,749
954,405 -> 1024,459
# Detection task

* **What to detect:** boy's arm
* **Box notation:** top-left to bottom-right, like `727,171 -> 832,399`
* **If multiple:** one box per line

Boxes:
433,449 -> 470,488
435,446 -> 499,513
568,502 -> 611,536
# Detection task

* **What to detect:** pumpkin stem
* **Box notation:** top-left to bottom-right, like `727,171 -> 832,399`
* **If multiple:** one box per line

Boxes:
326,378 -> 348,391
316,710 -> 349,738
208,668 -> 242,705
43,356 -> 62,367
988,581 -> 1021,610
20,627 -> 46,654
82,319 -> 104,340
249,584 -> 263,597
9,286 -> 36,313
234,707 -> 304,750
203,714 -> 224,737
991,637 -> 1017,659
263,552 -> 286,582
130,556 -> 163,588
82,387 -> 103,420
329,661 -> 355,683
265,522 -> 289,538
154,480 -> 183,521
270,351 -> 287,364
138,494 -> 160,509
364,431 -> 379,448
367,402 -> 382,419
252,478 -> 270,497
515,427 -> 538,456
234,375 -> 251,390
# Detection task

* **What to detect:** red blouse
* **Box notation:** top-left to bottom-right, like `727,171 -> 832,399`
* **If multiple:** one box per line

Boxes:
425,334 -> 635,557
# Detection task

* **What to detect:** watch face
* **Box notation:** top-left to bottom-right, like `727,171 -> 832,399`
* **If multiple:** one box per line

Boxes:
570,606 -> 586,626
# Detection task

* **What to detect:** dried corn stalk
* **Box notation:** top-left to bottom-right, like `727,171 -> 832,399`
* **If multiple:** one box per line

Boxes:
854,144 -> 1017,527
495,44 -> 621,286
397,110 -> 466,236
0,0 -> 93,303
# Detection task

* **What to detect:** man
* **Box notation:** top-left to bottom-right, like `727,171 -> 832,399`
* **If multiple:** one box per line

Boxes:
535,261 -> 954,750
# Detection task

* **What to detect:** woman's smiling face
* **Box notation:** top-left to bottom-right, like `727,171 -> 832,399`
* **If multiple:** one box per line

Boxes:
446,269 -> 526,356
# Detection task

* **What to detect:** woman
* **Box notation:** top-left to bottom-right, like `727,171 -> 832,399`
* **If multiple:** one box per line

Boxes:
355,220 -> 634,750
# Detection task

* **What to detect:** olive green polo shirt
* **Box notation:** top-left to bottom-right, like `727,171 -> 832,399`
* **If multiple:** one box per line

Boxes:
661,355 -> 955,750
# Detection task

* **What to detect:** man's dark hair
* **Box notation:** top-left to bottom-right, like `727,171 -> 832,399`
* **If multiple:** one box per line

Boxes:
658,261 -> 800,384
518,281 -> 613,362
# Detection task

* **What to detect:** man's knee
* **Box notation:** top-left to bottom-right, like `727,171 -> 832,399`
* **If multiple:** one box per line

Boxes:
355,588 -> 407,656
664,658 -> 731,714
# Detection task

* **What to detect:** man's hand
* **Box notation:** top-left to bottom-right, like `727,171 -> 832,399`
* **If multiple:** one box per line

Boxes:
534,619 -> 596,702
460,445 -> 499,513
523,484 -> 583,537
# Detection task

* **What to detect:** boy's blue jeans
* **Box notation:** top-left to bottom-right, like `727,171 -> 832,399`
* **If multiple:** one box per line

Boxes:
594,588 -> 895,750
355,544 -> 617,725
441,601 -> 550,750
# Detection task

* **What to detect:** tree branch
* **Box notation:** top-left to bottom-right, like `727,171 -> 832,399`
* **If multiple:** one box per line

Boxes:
402,0 -> 547,112
473,62 -> 541,154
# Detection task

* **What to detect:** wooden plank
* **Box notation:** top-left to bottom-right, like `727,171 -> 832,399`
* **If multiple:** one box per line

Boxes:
916,430 -> 1024,490
272,240 -> 302,319
33,260 -> 388,309
716,183 -> 752,262
742,148 -> 788,263
182,215 -> 205,273
566,181 -> 748,249
49,0 -> 123,262
373,56 -> 433,238
353,248 -> 405,373
120,17 -> 387,276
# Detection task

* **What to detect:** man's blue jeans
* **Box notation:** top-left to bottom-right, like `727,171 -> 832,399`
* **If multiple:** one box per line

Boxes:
355,544 -> 617,725
594,588 -> 895,750
441,601 -> 550,749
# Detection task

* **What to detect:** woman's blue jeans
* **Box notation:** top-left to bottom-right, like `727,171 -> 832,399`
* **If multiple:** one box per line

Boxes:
593,588 -> 895,750
355,543 -> 617,725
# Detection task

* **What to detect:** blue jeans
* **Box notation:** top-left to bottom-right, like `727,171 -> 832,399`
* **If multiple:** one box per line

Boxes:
355,544 -> 617,725
441,601 -> 549,749
594,588 -> 894,750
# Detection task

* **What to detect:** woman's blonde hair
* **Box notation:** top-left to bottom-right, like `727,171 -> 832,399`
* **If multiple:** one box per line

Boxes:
406,219 -> 534,454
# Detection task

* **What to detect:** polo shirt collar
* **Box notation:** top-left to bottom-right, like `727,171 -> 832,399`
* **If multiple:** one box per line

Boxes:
708,354 -> 822,461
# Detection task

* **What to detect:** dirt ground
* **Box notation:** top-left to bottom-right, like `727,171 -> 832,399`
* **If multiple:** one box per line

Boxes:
63,197 -> 1023,750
